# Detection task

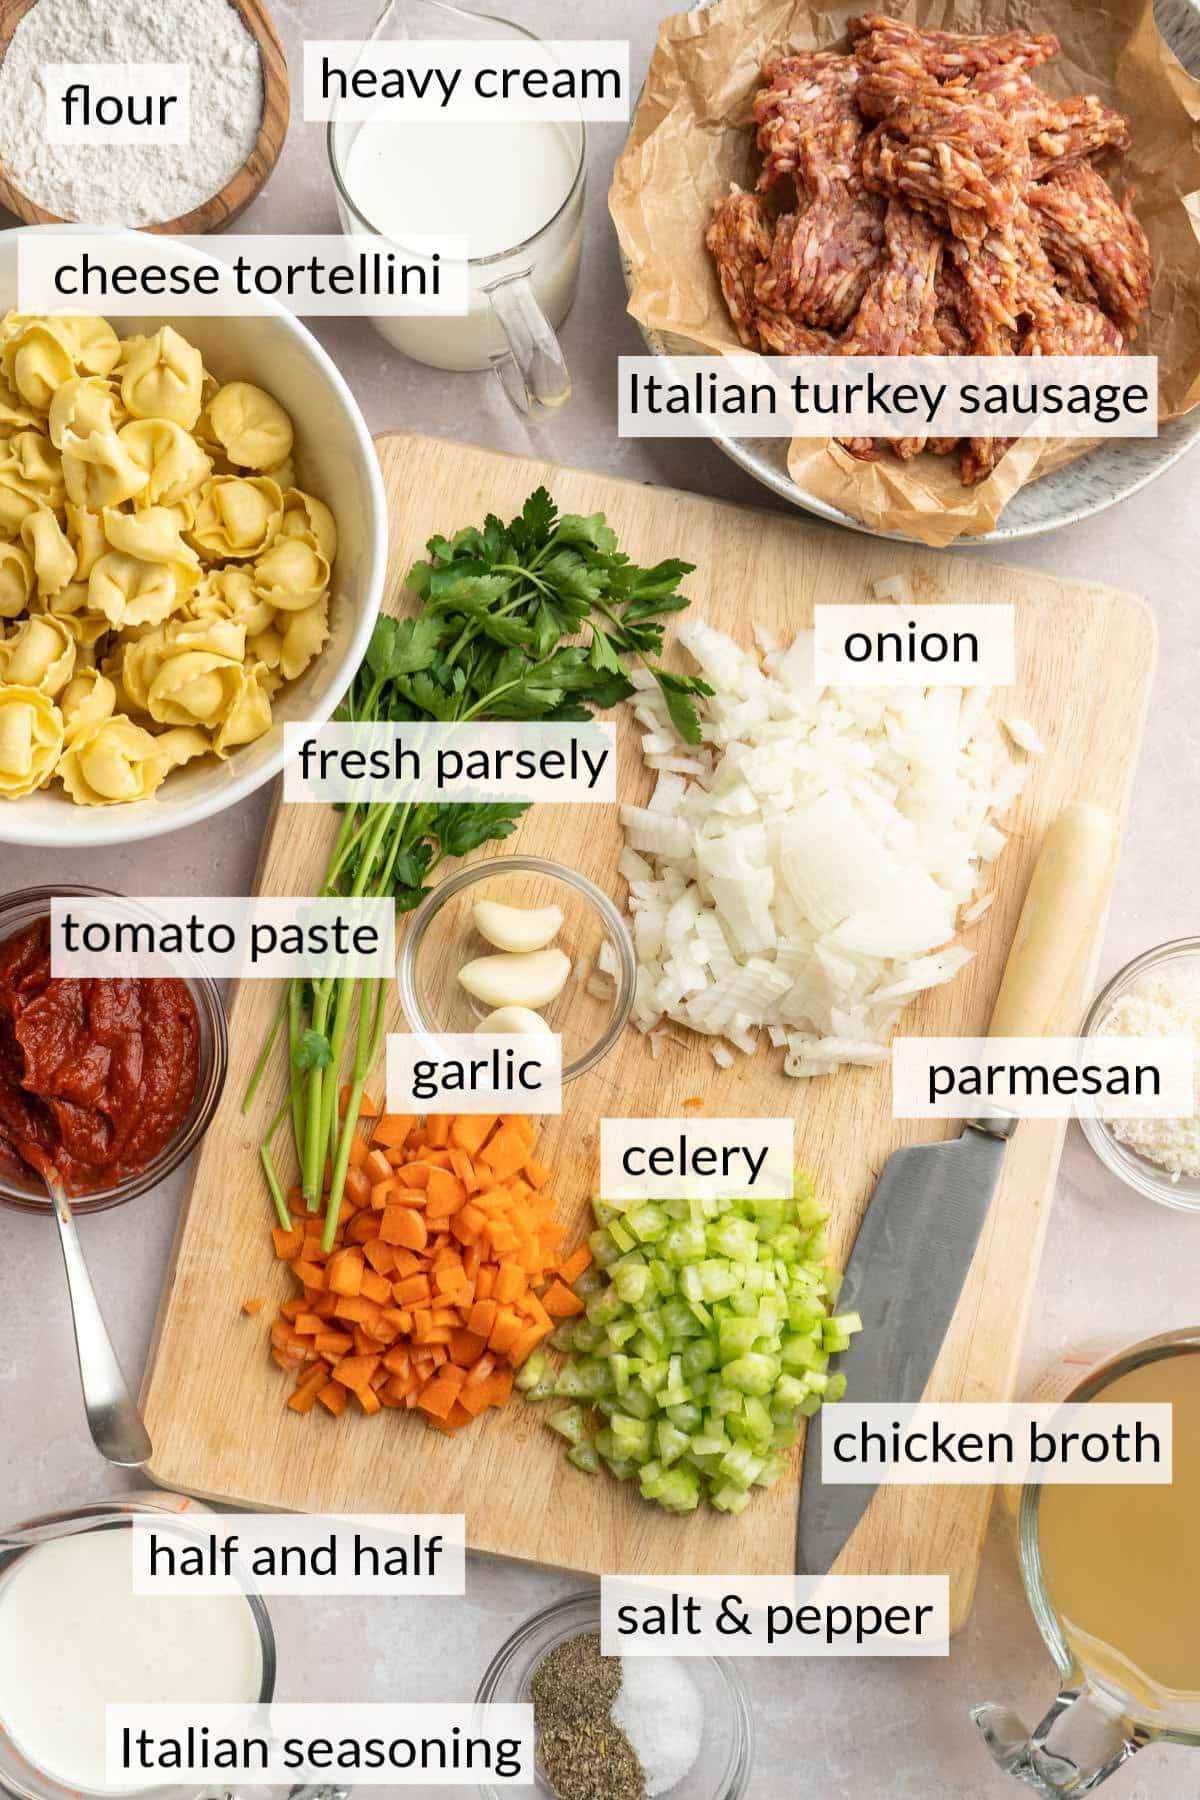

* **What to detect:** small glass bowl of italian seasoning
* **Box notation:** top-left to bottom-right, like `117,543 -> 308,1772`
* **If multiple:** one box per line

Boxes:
475,1590 -> 754,1800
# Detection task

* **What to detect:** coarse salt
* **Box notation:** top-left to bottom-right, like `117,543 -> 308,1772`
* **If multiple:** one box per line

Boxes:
615,1656 -> 703,1798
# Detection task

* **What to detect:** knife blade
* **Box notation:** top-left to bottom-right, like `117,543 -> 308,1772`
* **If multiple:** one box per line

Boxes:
796,802 -> 1117,1575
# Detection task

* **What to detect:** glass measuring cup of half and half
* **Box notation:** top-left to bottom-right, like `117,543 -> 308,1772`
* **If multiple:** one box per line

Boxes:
327,0 -> 586,411
974,1329 -> 1200,1794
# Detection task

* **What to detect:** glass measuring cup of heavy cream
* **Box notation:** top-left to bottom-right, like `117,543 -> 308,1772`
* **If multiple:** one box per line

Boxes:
974,1329 -> 1200,1794
327,0 -> 585,408
0,1493 -> 274,1800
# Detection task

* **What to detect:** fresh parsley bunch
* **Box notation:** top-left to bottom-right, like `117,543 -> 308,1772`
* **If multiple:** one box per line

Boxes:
248,490 -> 709,1243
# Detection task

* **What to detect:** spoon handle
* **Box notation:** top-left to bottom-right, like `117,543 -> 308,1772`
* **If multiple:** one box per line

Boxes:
47,1175 -> 153,1468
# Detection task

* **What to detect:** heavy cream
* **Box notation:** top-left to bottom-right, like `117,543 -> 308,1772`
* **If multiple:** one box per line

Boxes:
0,1527 -> 263,1793
335,112 -> 583,371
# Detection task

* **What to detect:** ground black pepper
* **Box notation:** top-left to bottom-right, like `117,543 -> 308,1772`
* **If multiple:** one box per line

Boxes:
531,1631 -> 647,1800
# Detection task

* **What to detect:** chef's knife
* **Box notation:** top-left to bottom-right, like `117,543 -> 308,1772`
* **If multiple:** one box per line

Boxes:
796,802 -> 1117,1575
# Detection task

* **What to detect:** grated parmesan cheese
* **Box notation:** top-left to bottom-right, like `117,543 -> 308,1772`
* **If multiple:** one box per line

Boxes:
1100,974 -> 1200,1179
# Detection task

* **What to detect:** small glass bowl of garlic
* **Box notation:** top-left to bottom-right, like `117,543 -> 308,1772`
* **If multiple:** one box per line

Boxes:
397,856 -> 636,1081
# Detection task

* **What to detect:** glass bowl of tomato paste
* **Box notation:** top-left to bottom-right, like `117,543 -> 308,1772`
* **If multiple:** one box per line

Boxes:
0,886 -> 228,1214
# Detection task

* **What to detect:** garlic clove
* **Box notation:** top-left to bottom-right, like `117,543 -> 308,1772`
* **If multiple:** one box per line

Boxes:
458,948 -> 571,1010
474,1006 -> 556,1036
473,899 -> 564,954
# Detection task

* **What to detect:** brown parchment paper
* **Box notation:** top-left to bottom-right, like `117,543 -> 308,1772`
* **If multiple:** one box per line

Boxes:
610,0 -> 1200,545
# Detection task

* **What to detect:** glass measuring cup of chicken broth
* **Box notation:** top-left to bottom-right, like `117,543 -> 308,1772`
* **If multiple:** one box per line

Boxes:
327,0 -> 585,407
974,1329 -> 1200,1793
0,1493 -> 274,1800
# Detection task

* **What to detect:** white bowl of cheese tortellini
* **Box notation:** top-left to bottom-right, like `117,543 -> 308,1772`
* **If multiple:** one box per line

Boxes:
0,229 -> 387,845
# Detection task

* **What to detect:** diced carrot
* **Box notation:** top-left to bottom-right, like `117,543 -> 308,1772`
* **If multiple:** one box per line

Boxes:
448,1148 -> 479,1193
341,1086 -> 380,1117
360,1269 -> 392,1305
543,1280 -> 586,1317
379,1205 -> 428,1250
344,1165 -> 371,1208
267,1110 -> 564,1435
393,1273 -> 431,1306
448,1328 -> 487,1366
332,1294 -> 381,1327
373,1112 -> 415,1149
511,1321 -> 552,1366
487,1307 -> 522,1355
326,1248 -> 364,1297
332,1354 -> 380,1393
242,1295 -> 266,1317
557,1246 -> 593,1285
449,1115 -> 496,1157
363,1239 -> 397,1276
478,1122 -> 529,1183
364,1148 -> 392,1186
493,1262 -> 526,1305
426,1166 -> 466,1216
486,1219 -> 520,1255
466,1297 -> 498,1338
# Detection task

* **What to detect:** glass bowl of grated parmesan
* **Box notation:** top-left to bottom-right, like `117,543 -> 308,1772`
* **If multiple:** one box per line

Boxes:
1080,938 -> 1200,1212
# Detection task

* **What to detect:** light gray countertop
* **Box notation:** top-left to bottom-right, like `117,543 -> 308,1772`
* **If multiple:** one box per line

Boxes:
3,2 -> 1200,1796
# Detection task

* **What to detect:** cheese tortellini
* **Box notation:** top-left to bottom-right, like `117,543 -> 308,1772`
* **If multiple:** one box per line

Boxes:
0,311 -> 337,806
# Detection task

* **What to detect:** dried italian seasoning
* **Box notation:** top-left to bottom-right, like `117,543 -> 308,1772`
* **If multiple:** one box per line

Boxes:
531,1632 -> 647,1800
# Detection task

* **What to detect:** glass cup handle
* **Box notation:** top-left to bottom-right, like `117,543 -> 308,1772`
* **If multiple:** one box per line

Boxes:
483,269 -> 572,416
972,1689 -> 1148,1795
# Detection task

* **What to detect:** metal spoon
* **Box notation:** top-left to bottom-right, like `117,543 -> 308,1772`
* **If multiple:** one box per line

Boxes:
43,1168 -> 152,1468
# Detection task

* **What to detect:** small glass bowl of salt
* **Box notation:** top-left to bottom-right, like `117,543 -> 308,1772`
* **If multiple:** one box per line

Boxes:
1079,937 -> 1200,1212
475,1589 -> 754,1799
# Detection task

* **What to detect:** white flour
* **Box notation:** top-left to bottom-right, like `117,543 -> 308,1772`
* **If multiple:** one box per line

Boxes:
0,0 -> 263,225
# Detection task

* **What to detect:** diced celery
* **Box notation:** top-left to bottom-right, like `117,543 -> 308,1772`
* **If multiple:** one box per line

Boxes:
609,1218 -> 637,1254
589,1227 -> 621,1267
533,1171 -> 855,1516
657,1420 -> 691,1465
723,1353 -> 780,1396
628,1202 -> 669,1243
664,1221 -> 707,1264
718,1316 -> 759,1359
615,1262 -> 650,1304
665,1401 -> 702,1434
548,1405 -> 586,1444
515,1349 -> 551,1393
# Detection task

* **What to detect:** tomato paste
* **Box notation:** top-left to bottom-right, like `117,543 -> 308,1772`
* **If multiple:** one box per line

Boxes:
0,917 -> 200,1194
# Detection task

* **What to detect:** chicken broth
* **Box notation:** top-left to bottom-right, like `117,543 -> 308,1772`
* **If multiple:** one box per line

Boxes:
1037,1350 -> 1200,1710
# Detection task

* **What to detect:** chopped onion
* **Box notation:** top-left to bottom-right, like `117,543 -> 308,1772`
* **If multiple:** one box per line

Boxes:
620,615 -> 1028,1076
1003,714 -> 1047,757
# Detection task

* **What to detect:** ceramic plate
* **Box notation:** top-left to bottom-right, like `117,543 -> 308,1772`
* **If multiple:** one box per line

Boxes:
621,0 -> 1200,543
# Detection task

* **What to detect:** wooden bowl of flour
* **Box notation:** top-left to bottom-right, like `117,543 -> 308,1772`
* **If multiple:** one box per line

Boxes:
0,0 -> 289,231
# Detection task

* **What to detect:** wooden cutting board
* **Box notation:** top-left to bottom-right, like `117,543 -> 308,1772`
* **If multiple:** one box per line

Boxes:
141,433 -> 1155,1628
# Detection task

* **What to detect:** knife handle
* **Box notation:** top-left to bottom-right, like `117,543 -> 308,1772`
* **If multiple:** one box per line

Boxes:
987,802 -> 1116,1040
